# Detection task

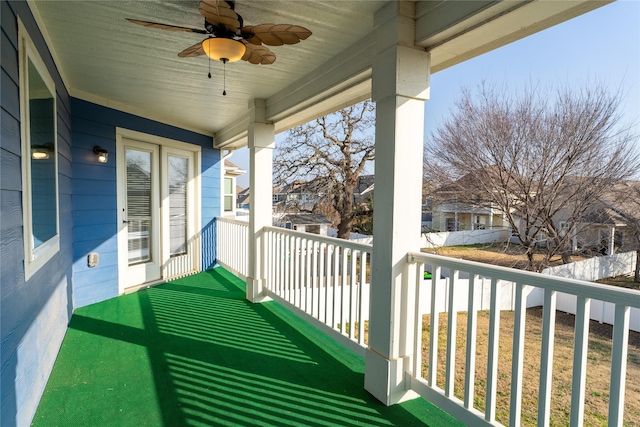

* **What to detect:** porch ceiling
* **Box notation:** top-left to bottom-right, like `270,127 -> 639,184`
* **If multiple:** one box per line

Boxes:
30,0 -> 609,148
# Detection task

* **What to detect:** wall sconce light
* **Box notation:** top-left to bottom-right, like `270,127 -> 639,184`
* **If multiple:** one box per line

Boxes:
93,145 -> 108,163
31,142 -> 54,160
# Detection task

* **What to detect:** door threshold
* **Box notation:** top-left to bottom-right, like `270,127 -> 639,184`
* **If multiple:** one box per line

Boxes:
123,279 -> 166,295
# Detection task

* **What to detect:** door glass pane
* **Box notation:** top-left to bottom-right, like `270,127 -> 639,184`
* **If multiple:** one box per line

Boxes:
126,149 -> 152,265
168,156 -> 188,257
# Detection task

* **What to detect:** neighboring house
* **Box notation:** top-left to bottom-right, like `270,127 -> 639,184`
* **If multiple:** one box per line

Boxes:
432,170 -> 640,257
354,174 -> 375,205
273,181 -> 322,212
223,160 -> 246,217
237,186 -> 250,209
575,181 -> 640,255
431,170 -> 510,232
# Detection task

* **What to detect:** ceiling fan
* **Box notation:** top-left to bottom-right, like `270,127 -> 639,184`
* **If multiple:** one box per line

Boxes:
126,0 -> 312,66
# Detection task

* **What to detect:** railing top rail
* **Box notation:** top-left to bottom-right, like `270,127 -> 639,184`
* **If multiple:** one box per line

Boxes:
215,217 -> 249,227
408,251 -> 640,308
263,226 -> 373,252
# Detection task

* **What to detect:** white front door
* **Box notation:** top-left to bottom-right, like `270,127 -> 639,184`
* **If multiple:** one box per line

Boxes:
117,133 -> 201,293
118,139 -> 162,290
160,147 -> 198,279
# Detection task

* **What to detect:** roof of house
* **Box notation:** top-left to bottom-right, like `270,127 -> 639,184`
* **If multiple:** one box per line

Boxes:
224,160 -> 246,177
282,213 -> 333,225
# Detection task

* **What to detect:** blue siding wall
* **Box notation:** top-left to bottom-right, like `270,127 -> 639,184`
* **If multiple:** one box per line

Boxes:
70,98 -> 220,307
1,2 -> 73,426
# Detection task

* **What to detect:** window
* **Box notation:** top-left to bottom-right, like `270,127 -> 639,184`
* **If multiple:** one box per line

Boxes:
19,20 -> 59,279
445,217 -> 458,232
224,177 -> 233,212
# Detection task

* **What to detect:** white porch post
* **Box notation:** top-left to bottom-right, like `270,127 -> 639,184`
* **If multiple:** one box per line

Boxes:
364,2 -> 430,406
608,226 -> 616,256
247,99 -> 275,302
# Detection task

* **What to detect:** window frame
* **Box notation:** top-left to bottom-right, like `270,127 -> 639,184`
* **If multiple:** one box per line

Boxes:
223,176 -> 234,212
18,19 -> 60,280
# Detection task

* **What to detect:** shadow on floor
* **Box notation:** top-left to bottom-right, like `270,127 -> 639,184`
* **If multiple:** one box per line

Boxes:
32,268 -> 462,427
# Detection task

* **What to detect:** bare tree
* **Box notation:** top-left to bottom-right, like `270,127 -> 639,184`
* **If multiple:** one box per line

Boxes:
425,82 -> 639,272
273,100 -> 375,239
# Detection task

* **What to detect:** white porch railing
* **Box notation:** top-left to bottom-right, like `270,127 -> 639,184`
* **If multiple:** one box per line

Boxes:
215,217 -> 249,279
214,220 -> 638,425
262,226 -> 372,357
406,251 -> 639,427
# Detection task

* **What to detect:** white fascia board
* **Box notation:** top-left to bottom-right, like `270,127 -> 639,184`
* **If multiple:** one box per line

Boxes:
215,33 -> 375,149
424,0 -> 612,73
265,34 -> 375,123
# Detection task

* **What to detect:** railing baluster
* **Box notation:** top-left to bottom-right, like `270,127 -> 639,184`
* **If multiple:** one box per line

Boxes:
295,237 -> 301,306
305,239 -> 312,314
570,296 -> 591,427
333,245 -> 340,329
509,282 -> 527,427
485,277 -> 500,423
340,248 -> 348,334
311,240 -> 318,317
324,245 -> 333,328
349,250 -> 357,339
413,261 -> 424,378
286,235 -> 293,302
445,269 -> 459,398
537,289 -> 557,427
277,232 -> 283,294
428,265 -> 441,387
608,304 -> 630,427
358,251 -> 367,345
320,243 -> 326,323
464,274 -> 478,409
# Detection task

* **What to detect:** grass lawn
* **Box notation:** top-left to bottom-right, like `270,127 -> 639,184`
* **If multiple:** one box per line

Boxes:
422,308 -> 640,426
426,242 -> 589,270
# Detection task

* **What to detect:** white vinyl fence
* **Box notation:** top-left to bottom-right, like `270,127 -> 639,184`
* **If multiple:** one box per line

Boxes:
421,228 -> 508,248
542,251 -> 636,281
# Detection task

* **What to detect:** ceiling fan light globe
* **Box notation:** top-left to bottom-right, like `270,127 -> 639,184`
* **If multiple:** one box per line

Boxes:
202,38 -> 245,63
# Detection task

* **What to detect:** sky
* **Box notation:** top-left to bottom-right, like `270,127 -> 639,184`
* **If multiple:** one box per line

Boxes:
231,1 -> 640,188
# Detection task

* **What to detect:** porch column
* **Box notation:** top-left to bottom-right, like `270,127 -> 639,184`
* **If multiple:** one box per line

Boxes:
488,206 -> 494,229
247,99 -> 275,302
608,226 -> 615,256
365,2 -> 430,405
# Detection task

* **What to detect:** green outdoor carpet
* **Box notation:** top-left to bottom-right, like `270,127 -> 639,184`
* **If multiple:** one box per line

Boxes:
33,268 -> 464,427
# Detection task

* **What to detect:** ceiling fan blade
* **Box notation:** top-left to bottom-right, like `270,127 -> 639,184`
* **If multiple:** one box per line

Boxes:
242,24 -> 312,46
178,41 -> 206,58
241,41 -> 276,65
126,18 -> 207,34
199,0 -> 240,32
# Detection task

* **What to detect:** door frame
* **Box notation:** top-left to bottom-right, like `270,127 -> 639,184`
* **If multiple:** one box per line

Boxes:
116,128 -> 202,294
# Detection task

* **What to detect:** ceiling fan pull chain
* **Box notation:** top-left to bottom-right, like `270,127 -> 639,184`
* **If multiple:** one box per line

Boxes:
208,54 -> 211,79
222,58 -> 228,96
